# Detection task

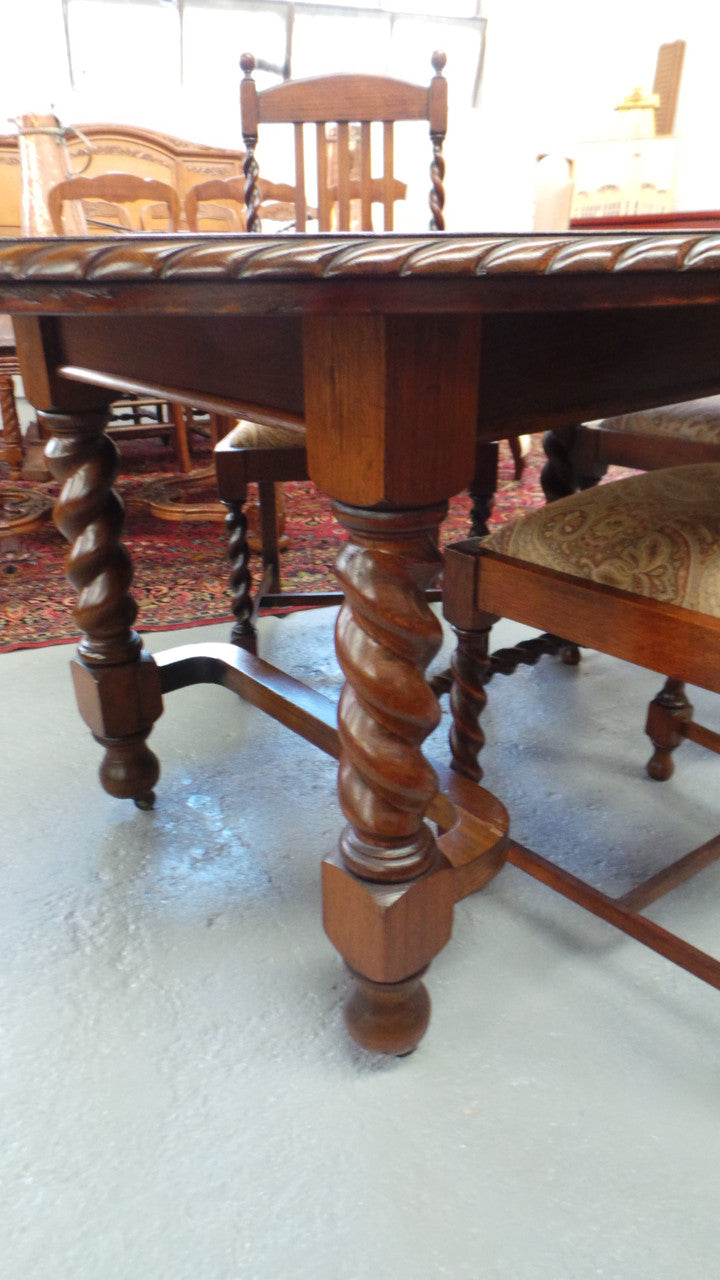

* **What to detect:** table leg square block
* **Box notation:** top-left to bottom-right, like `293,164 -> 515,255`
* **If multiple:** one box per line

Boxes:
322,849 -> 454,985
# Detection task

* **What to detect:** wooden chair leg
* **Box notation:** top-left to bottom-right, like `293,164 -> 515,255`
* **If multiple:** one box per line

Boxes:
541,425 -> 608,501
170,402 -> 193,473
467,439 -> 499,538
448,624 -> 493,782
645,677 -> 693,780
257,479 -> 282,595
208,412 -> 231,449
0,370 -> 23,478
508,435 -> 528,480
224,491 -> 257,653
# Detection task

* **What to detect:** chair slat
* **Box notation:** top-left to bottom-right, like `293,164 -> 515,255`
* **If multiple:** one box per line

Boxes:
383,122 -> 394,231
336,122 -> 351,230
293,124 -> 307,231
316,125 -> 330,231
360,122 -> 372,231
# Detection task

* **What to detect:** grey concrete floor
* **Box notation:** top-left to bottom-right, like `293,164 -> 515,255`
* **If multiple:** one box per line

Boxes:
2,606 -> 720,1279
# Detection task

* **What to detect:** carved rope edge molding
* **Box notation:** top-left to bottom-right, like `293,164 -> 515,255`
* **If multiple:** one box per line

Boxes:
2,232 -> 720,281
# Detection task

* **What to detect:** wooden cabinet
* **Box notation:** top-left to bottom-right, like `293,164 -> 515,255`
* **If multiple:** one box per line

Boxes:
569,136 -> 679,222
0,122 -> 246,235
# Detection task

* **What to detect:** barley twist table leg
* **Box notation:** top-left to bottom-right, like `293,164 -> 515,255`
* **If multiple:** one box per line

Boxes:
322,501 -> 455,1054
41,408 -> 163,807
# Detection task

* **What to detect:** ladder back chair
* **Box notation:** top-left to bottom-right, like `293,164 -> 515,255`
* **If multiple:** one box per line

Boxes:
214,50 -> 448,652
442,461 -> 720,996
185,173 -> 314,232
48,171 -> 181,234
47,171 -> 202,474
239,49 -> 447,234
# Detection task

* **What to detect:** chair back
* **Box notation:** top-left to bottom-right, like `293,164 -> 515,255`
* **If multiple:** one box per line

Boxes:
48,171 -> 181,234
184,173 -> 308,232
239,51 -> 447,233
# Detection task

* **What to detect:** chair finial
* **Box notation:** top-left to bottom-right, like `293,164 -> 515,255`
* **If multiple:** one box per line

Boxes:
240,52 -> 256,78
431,50 -> 447,77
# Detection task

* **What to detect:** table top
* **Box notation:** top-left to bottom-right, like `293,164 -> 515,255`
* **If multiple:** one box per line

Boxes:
2,230 -> 720,317
8,229 -> 720,508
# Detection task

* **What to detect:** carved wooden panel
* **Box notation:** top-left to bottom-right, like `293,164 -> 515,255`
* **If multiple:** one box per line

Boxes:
0,123 -> 246,235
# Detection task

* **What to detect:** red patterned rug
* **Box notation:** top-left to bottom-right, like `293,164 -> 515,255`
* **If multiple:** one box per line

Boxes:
1,437 -> 549,652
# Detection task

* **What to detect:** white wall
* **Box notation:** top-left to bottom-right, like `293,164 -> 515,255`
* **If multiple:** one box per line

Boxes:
464,0 -> 720,230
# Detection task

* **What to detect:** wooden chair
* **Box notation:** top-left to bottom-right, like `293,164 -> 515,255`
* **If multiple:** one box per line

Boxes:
0,313 -> 22,481
185,173 -> 313,232
542,397 -> 720,501
77,199 -> 134,233
539,398 -> 720,670
0,312 -> 54,536
48,171 -> 181,234
441,462 -> 720,993
239,51 -> 447,234
214,50 -> 448,650
47,171 -> 202,473
0,117 -> 249,237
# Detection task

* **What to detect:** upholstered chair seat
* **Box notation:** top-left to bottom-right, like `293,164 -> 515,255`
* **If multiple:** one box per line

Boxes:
542,397 -> 720,502
483,462 -> 720,615
441,461 -> 720,996
592,395 -> 720,445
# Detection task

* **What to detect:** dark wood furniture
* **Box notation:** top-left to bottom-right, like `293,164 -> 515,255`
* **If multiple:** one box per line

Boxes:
548,207 -> 720,501
542,213 -> 720,501
0,314 -> 53,537
5,229 -> 720,1054
442,462 -> 720,995
541,394 -> 720,503
215,51 -> 448,630
0,313 -> 21,480
240,50 -> 447,234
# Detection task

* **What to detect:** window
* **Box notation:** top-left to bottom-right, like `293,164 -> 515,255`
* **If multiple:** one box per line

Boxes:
0,0 -> 484,145
63,0 -> 485,105
67,0 -> 180,90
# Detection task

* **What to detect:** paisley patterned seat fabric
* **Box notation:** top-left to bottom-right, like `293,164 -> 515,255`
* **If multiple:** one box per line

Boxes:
483,463 -> 720,615
594,395 -> 720,444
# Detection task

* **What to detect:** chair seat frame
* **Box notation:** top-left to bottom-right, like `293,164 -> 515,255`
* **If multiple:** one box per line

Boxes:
441,537 -> 720,996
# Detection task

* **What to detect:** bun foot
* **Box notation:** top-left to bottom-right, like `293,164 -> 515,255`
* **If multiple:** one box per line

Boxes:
646,751 -> 674,782
344,968 -> 430,1056
98,735 -> 160,804
645,677 -> 692,782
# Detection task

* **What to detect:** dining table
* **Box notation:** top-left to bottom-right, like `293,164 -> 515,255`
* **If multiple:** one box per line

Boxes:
5,227 -> 720,1055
